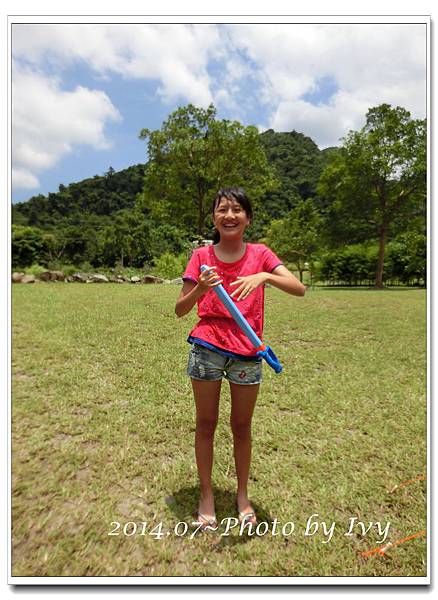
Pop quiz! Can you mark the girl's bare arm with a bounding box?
[175,267,222,318]
[175,280,204,318]
[229,264,306,301]
[265,265,306,296]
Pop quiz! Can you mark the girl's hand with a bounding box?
[229,272,268,301]
[197,265,223,293]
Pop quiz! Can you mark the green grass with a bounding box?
[11,283,427,577]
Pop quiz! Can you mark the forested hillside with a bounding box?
[12,103,426,287]
[12,129,326,269]
[12,164,146,228]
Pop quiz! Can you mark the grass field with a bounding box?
[11,282,427,578]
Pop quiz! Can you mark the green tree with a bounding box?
[317,104,426,288]
[263,199,322,282]
[151,252,188,280]
[101,208,152,268]
[318,243,379,286]
[41,231,67,264]
[12,225,45,268]
[148,223,191,258]
[138,103,277,236]
[386,223,426,285]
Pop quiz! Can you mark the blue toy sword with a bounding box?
[200,265,283,373]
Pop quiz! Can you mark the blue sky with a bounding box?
[11,21,427,204]
[20,66,170,199]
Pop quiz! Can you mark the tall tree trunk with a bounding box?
[375,220,388,288]
[375,185,389,289]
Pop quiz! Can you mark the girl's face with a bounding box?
[213,197,250,240]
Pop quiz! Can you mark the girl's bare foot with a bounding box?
[237,492,257,525]
[197,491,216,526]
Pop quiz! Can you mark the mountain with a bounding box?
[12,164,147,229]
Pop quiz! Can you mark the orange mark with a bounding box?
[388,474,426,493]
[360,530,426,558]
[255,344,266,352]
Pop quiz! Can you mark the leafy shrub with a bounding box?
[61,265,80,276]
[316,236,426,286]
[317,243,378,284]
[149,224,192,259]
[78,261,93,273]
[151,252,187,280]
[12,225,45,268]
[385,231,426,284]
[24,264,47,277]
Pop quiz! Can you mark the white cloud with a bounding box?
[12,23,220,106]
[12,23,223,191]
[226,23,426,147]
[12,168,40,190]
[214,88,240,111]
[11,21,427,193]
[12,62,121,190]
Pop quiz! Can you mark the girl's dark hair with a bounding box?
[211,187,253,243]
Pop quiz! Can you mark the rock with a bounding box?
[39,270,66,281]
[142,275,165,284]
[21,274,36,284]
[88,273,109,283]
[170,277,183,285]
[72,272,89,282]
[51,270,65,281]
[130,276,141,283]
[12,272,25,283]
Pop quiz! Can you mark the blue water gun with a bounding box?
[200,265,283,373]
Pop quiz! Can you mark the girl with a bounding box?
[175,187,305,530]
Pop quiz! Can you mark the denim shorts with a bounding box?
[187,343,262,385]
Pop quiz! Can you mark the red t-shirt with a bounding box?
[182,243,283,358]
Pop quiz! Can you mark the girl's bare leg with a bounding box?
[191,378,222,518]
[229,382,259,515]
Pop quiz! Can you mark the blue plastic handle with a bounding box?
[200,264,283,374]
[257,345,283,374]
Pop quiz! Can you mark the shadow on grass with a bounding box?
[167,486,275,549]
